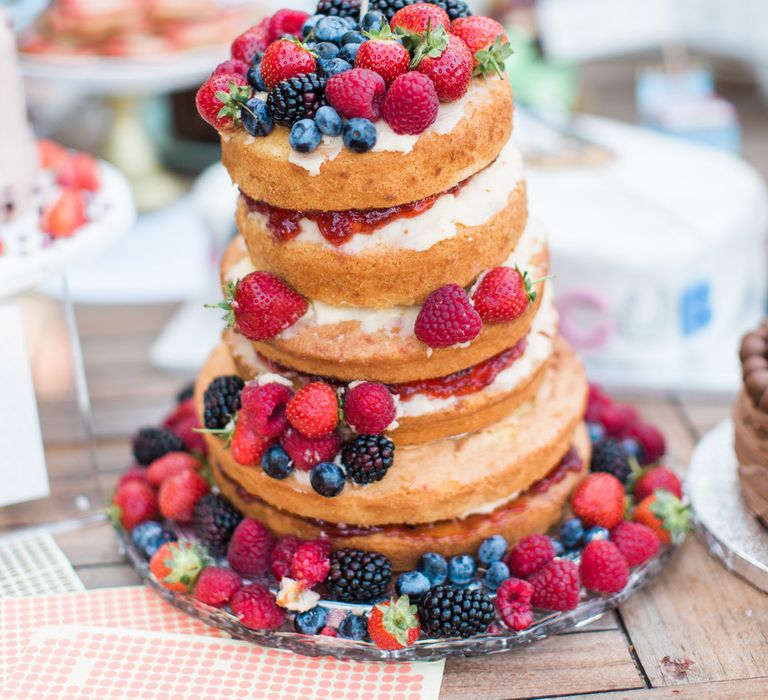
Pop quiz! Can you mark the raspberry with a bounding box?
[286,382,339,438]
[158,470,210,524]
[194,567,243,607]
[230,20,270,63]
[590,438,632,484]
[132,427,186,466]
[203,375,244,430]
[586,384,611,423]
[227,519,276,579]
[290,541,331,587]
[495,577,534,631]
[381,71,439,135]
[343,382,396,434]
[599,403,639,438]
[610,521,660,567]
[527,559,580,611]
[325,68,386,120]
[506,534,555,579]
[231,584,286,630]
[580,540,629,593]
[267,9,310,41]
[341,434,395,484]
[240,381,293,438]
[281,426,340,470]
[270,535,304,579]
[633,466,682,502]
[626,422,666,464]
[212,59,249,78]
[414,283,482,348]
[146,452,199,488]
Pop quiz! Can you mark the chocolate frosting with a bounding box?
[739,321,768,409]
[734,388,768,524]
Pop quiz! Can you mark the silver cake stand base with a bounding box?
[687,419,768,593]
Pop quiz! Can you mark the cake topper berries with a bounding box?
[471,265,549,324]
[414,282,482,348]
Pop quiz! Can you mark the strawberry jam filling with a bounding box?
[242,178,466,246]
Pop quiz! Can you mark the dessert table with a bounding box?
[0,302,764,699]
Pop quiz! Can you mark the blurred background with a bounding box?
[1,0,767,524]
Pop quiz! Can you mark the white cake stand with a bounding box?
[687,419,768,593]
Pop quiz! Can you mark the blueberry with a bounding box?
[342,118,376,153]
[294,606,327,635]
[587,422,605,444]
[483,561,510,592]
[337,42,360,63]
[416,552,448,586]
[337,614,368,640]
[315,105,342,136]
[310,462,345,497]
[302,14,323,38]
[318,57,352,77]
[289,119,322,153]
[448,554,477,585]
[583,526,610,544]
[395,571,431,600]
[562,549,582,562]
[314,16,348,44]
[550,537,565,557]
[131,521,176,558]
[314,41,339,60]
[250,51,263,66]
[560,517,584,548]
[339,16,357,30]
[261,444,293,478]
[622,437,645,462]
[242,98,273,137]
[477,535,507,565]
[340,31,364,45]
[246,62,267,92]
[361,10,385,32]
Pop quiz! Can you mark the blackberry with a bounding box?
[193,493,243,558]
[591,437,632,483]
[418,585,495,638]
[203,375,244,430]
[369,0,470,21]
[132,427,186,466]
[316,0,360,19]
[327,548,392,603]
[267,73,326,127]
[341,435,395,484]
[176,383,194,403]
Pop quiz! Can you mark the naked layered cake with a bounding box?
[192,2,591,571]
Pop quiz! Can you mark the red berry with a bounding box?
[227,518,276,579]
[270,535,304,579]
[230,418,273,466]
[415,283,482,348]
[368,596,421,650]
[600,403,639,438]
[495,577,534,631]
[194,567,243,607]
[381,71,439,135]
[41,189,88,237]
[158,469,210,523]
[260,38,316,91]
[117,465,149,489]
[230,583,285,630]
[354,38,410,86]
[163,397,196,429]
[286,382,339,438]
[610,521,660,567]
[290,541,331,587]
[633,466,681,502]
[38,139,68,170]
[416,33,472,102]
[343,382,396,434]
[112,480,158,531]
[450,16,510,76]
[230,19,270,63]
[634,492,691,545]
[149,541,206,593]
[55,152,100,191]
[170,413,208,455]
[626,422,666,464]
[527,559,580,611]
[281,427,340,471]
[321,625,337,636]
[267,9,310,42]
[571,472,626,529]
[212,59,249,78]
[325,68,386,121]
[146,451,200,488]
[586,383,611,423]
[506,534,555,579]
[195,72,251,131]
[240,381,293,438]
[580,540,629,593]
[390,3,449,34]
[471,266,542,324]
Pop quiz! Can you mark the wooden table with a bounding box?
[2,301,767,700]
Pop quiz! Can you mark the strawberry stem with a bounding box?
[205,281,237,327]
[474,35,513,79]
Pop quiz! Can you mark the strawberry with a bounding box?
[41,189,88,237]
[325,68,386,120]
[286,382,339,438]
[343,382,396,434]
[214,271,308,342]
[163,397,196,429]
[390,3,450,34]
[38,139,69,170]
[195,72,252,131]
[169,412,207,455]
[634,492,691,545]
[260,38,317,90]
[230,417,273,466]
[116,465,149,489]
[111,480,158,531]
[450,16,512,77]
[150,541,206,593]
[158,469,210,523]
[230,19,270,63]
[413,29,472,102]
[381,70,439,134]
[571,472,626,530]
[268,9,310,42]
[354,31,410,86]
[55,152,100,191]
[527,559,580,611]
[368,596,421,650]
[281,427,340,470]
[471,266,547,324]
[580,540,629,593]
[610,521,660,567]
[240,381,293,438]
[414,283,482,348]
[194,566,243,607]
[633,466,682,502]
[146,451,200,488]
